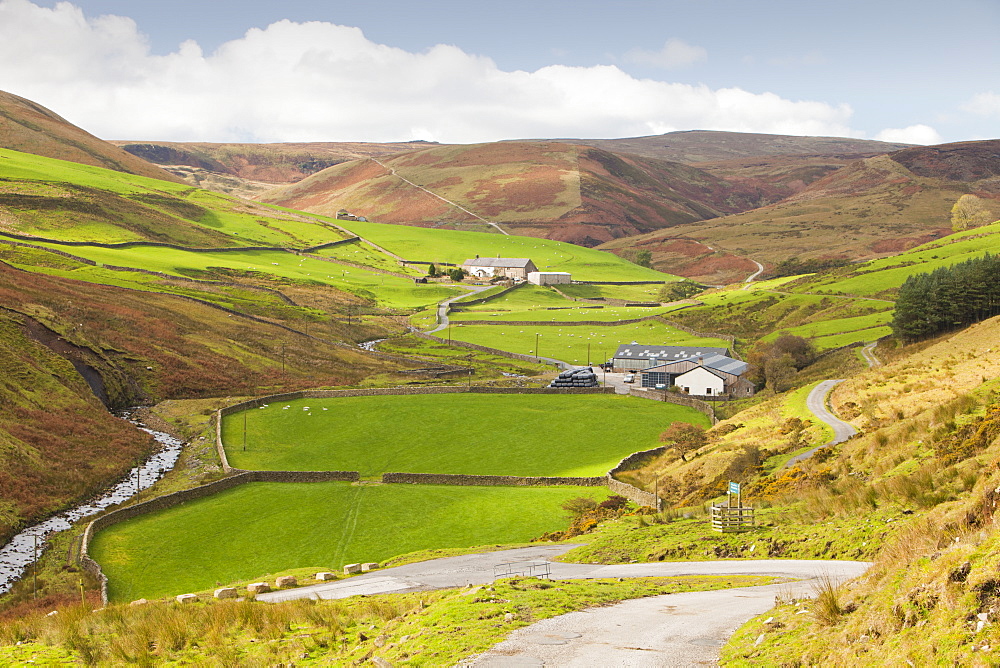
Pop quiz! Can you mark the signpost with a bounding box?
[712,480,753,533]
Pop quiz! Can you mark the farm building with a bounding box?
[461,257,538,280]
[611,344,730,372]
[527,271,571,285]
[640,353,754,398]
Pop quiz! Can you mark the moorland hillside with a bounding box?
[533,129,912,164]
[0,90,180,183]
[601,139,1000,281]
[110,139,440,197]
[258,141,774,246]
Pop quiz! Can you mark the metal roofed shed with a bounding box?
[611,344,730,372]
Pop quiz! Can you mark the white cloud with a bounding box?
[874,124,943,145]
[0,0,858,143]
[623,39,707,69]
[962,92,1000,116]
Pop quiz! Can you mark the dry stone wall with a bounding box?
[383,473,605,487]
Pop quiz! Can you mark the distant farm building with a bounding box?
[461,257,538,281]
[335,209,366,222]
[640,353,754,398]
[611,344,730,372]
[527,271,571,286]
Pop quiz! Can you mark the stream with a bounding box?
[358,338,386,352]
[0,410,184,594]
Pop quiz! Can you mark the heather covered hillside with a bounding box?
[258,142,769,246]
[603,140,1000,281]
[0,90,180,183]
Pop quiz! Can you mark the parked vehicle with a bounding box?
[623,373,636,383]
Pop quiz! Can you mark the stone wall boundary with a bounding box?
[449,281,525,308]
[382,472,606,487]
[79,468,360,604]
[628,387,717,424]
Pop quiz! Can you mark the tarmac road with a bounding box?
[784,379,858,468]
[255,544,868,666]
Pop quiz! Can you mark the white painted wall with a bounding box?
[675,366,725,396]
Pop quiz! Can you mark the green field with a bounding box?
[446,321,731,366]
[0,148,344,246]
[223,394,710,475]
[12,241,462,309]
[791,221,1000,297]
[90,482,612,601]
[758,312,894,349]
[336,219,677,282]
[449,284,679,322]
[558,282,669,301]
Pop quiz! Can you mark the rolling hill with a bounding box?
[601,139,1000,282]
[530,130,912,164]
[110,140,440,197]
[0,90,180,183]
[258,141,774,246]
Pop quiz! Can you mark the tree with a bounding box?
[658,280,704,302]
[634,250,653,268]
[427,264,438,277]
[659,422,708,461]
[951,194,993,232]
[448,268,466,282]
[746,334,816,392]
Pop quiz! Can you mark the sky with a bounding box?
[0,0,997,145]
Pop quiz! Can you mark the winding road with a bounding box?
[784,379,858,468]
[257,545,868,665]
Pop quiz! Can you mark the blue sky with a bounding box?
[2,0,998,144]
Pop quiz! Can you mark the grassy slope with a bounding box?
[448,320,731,366]
[221,394,710,476]
[0,90,181,183]
[337,218,677,281]
[0,148,345,246]
[90,482,613,601]
[0,312,154,544]
[14,240,460,310]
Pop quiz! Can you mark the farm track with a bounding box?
[371,158,509,235]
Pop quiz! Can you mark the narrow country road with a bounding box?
[741,258,765,288]
[256,545,868,666]
[371,158,509,235]
[427,286,493,334]
[784,379,858,468]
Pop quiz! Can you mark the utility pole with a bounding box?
[587,342,591,366]
[243,409,248,451]
[135,467,140,497]
[534,332,540,362]
[32,534,37,600]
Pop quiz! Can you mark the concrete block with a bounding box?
[315,571,337,581]
[344,563,362,574]
[247,582,271,594]
[214,587,238,599]
[129,599,148,607]
[176,594,198,604]
[361,562,379,572]
[276,575,297,588]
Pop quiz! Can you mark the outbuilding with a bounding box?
[611,344,730,373]
[527,271,571,285]
[639,353,755,398]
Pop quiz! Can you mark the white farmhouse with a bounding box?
[674,366,726,397]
